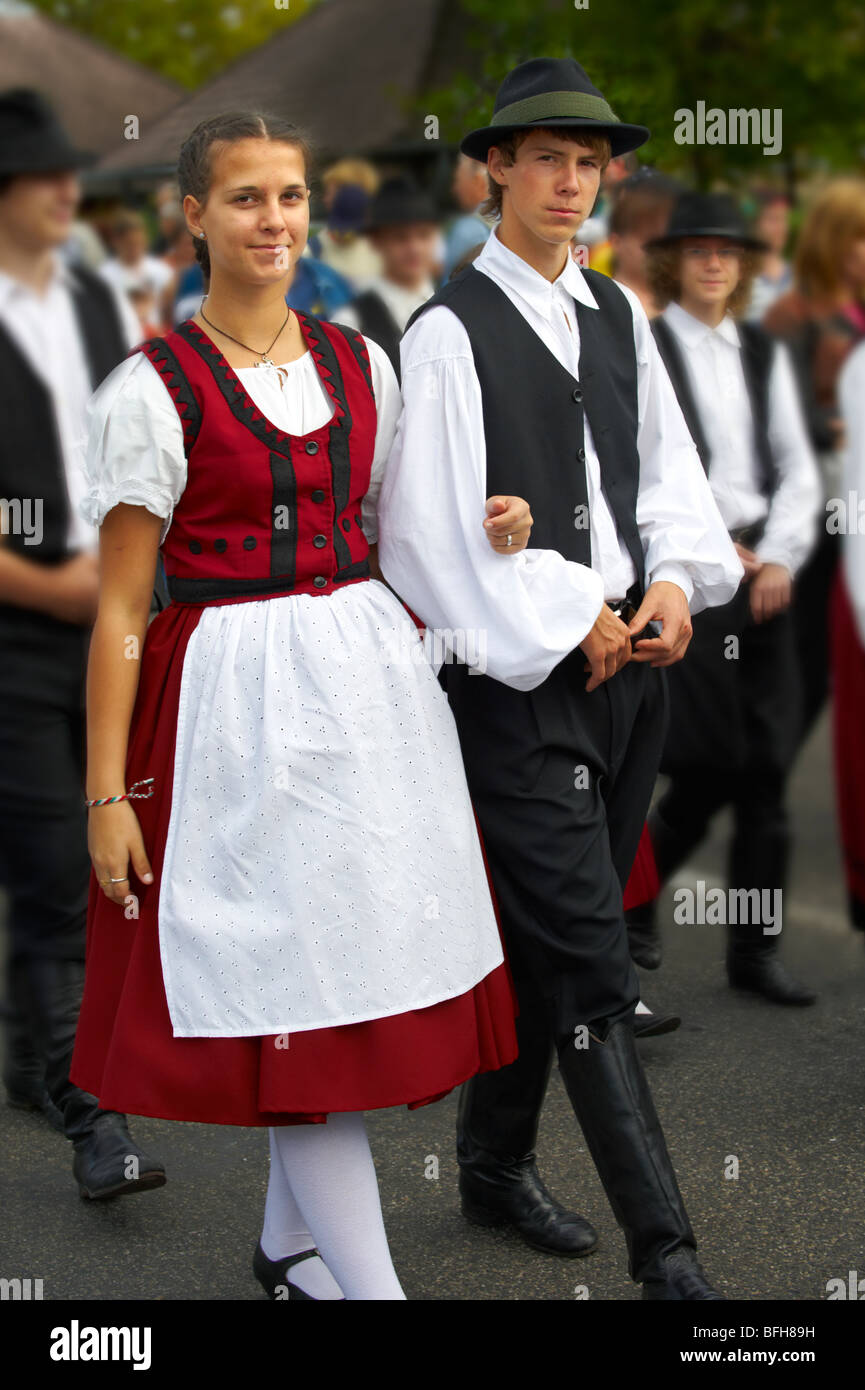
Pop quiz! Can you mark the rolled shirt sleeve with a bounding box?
[754,341,822,576]
[620,284,744,614]
[377,307,606,692]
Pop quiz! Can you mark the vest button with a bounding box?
[572,387,583,403]
[311,489,326,503]
[243,536,257,550]
[341,518,351,532]
[576,448,586,462]
[305,440,320,454]
[313,576,327,588]
[214,538,228,553]
[188,540,202,554]
[313,534,327,548]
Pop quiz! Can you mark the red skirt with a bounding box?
[70,600,518,1126]
[830,568,865,909]
[622,822,660,911]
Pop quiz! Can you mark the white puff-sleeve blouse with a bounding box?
[78,331,401,547]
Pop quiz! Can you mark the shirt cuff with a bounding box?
[646,562,695,605]
[754,543,794,576]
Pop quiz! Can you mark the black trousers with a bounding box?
[441,648,668,1046]
[653,586,801,950]
[0,612,95,1121]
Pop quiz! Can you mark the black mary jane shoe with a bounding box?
[642,1247,725,1300]
[252,1242,345,1301]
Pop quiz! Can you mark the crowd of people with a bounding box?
[1,53,864,1302]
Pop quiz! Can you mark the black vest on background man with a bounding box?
[0,264,128,658]
[405,263,645,596]
[651,314,776,497]
[347,289,402,381]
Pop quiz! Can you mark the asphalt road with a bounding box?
[1,710,863,1301]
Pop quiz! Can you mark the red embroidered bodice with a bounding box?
[135,313,378,607]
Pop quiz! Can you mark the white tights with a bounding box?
[261,1111,406,1300]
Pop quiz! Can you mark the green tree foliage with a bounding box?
[416,0,865,186]
[27,0,317,90]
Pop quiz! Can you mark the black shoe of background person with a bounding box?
[72,1112,166,1200]
[626,902,662,971]
[642,1247,725,1300]
[727,953,817,1006]
[458,1154,599,1257]
[633,1003,681,1038]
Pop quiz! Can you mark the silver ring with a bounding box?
[109,876,129,883]
[506,534,513,547]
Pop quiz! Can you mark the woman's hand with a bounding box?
[88,800,154,906]
[483,495,533,553]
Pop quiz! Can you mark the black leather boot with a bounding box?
[72,1111,166,1201]
[556,1018,723,1298]
[457,993,597,1256]
[2,970,64,1131]
[626,900,662,971]
[726,814,816,1006]
[21,955,167,1196]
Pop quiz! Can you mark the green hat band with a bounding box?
[490,90,620,128]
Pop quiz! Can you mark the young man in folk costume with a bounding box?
[634,194,821,1002]
[0,88,166,1199]
[378,57,743,1299]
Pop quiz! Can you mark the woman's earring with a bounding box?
[199,232,206,239]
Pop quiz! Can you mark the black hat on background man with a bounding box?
[645,191,768,251]
[363,175,440,233]
[0,87,96,176]
[460,56,650,162]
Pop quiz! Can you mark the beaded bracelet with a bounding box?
[85,777,155,808]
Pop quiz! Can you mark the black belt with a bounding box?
[729,519,766,548]
[605,579,644,625]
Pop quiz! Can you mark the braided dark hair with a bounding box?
[177,111,314,279]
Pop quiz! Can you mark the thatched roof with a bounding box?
[0,3,183,157]
[95,0,477,178]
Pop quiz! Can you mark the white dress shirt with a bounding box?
[336,275,437,336]
[377,227,743,692]
[839,340,865,646]
[0,253,141,553]
[662,300,821,576]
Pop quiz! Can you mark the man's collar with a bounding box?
[664,298,740,348]
[476,225,599,315]
[0,252,76,310]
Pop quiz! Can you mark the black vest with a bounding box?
[405,263,645,588]
[651,313,776,495]
[0,263,127,567]
[347,290,402,381]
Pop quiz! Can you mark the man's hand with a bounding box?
[628,581,693,668]
[748,562,791,623]
[580,603,632,691]
[733,541,762,580]
[483,495,533,552]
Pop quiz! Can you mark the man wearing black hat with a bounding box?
[378,57,742,1298]
[0,88,166,1197]
[633,193,821,1002]
[337,175,441,381]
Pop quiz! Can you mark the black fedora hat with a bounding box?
[460,56,650,162]
[0,88,96,176]
[645,191,768,251]
[363,175,440,232]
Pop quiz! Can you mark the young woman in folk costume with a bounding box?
[70,112,529,1300]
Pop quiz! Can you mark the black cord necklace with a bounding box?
[199,297,290,368]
